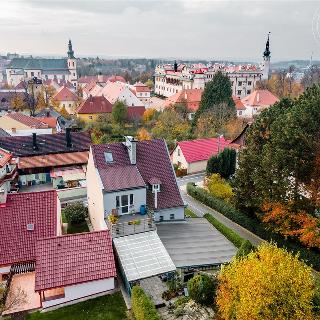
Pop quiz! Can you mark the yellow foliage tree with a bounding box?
[142,108,156,123]
[137,128,151,140]
[216,243,316,320]
[10,93,25,110]
[207,174,233,201]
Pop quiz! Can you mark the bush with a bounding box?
[206,148,236,178]
[63,202,87,225]
[204,213,245,248]
[187,183,320,271]
[207,174,233,201]
[187,274,217,305]
[131,286,160,320]
[236,240,256,258]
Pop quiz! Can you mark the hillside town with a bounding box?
[1,1,320,320]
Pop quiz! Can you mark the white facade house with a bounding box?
[5,40,78,88]
[155,35,272,99]
[87,137,186,231]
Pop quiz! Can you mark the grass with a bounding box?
[26,292,127,320]
[185,208,198,218]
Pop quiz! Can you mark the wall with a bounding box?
[154,206,185,222]
[42,277,115,309]
[103,187,146,217]
[59,100,76,115]
[188,160,208,174]
[19,172,50,186]
[77,113,103,123]
[171,146,189,170]
[86,149,107,231]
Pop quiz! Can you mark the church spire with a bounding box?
[67,39,75,59]
[263,32,271,58]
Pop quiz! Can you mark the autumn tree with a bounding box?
[112,101,127,124]
[10,92,25,110]
[207,174,234,201]
[137,128,151,140]
[145,79,154,89]
[216,243,316,320]
[142,108,157,124]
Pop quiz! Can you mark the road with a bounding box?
[177,173,263,247]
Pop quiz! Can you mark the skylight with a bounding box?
[104,152,113,163]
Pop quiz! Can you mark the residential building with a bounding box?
[35,107,73,131]
[76,95,113,122]
[0,112,53,136]
[233,96,246,117]
[240,89,279,118]
[35,231,116,309]
[154,35,272,98]
[0,130,91,192]
[53,86,78,115]
[0,148,18,194]
[6,40,78,88]
[0,190,61,281]
[87,136,185,230]
[130,82,151,106]
[171,137,231,174]
[77,74,126,90]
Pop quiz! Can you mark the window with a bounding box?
[116,196,120,208]
[237,90,242,95]
[121,195,129,213]
[238,81,242,86]
[177,149,180,156]
[248,81,252,85]
[159,215,164,222]
[89,115,93,120]
[104,152,113,163]
[73,62,75,67]
[170,213,175,220]
[130,194,134,205]
[31,72,34,77]
[247,90,251,94]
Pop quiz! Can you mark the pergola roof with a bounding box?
[113,231,176,282]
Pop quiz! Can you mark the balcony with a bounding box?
[105,213,156,238]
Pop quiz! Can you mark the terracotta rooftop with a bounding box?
[92,139,184,211]
[77,95,113,114]
[241,89,279,107]
[0,132,91,157]
[0,191,58,266]
[36,117,57,129]
[177,137,231,163]
[0,148,12,167]
[233,96,246,110]
[53,86,77,102]
[7,113,49,129]
[165,89,203,111]
[35,231,116,291]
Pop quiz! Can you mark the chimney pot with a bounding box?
[32,132,38,150]
[66,128,72,148]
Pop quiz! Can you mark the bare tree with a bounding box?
[1,286,28,314]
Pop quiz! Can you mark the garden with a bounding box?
[61,202,89,234]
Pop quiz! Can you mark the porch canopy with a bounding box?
[113,231,176,282]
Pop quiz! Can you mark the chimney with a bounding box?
[32,133,38,150]
[98,73,103,83]
[66,128,72,148]
[0,189,7,205]
[174,60,178,72]
[124,136,137,165]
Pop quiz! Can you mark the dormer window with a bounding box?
[104,152,113,163]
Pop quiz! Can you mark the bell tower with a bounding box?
[262,32,271,80]
[67,39,77,87]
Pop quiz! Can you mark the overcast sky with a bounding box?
[1,0,320,61]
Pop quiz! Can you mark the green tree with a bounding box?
[112,101,127,124]
[187,274,217,306]
[193,71,236,127]
[206,148,236,178]
[63,202,87,224]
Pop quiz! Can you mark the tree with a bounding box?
[193,71,236,126]
[187,274,217,306]
[207,174,234,201]
[10,92,25,110]
[1,286,27,314]
[137,128,151,140]
[206,148,236,178]
[145,79,154,89]
[142,108,157,124]
[112,101,127,124]
[63,202,87,225]
[216,243,316,320]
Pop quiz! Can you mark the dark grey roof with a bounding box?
[7,58,68,70]
[35,108,73,130]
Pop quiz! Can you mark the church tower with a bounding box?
[67,39,77,87]
[262,32,271,80]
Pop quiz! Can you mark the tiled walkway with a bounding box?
[140,276,167,307]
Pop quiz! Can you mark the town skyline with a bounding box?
[1,0,320,61]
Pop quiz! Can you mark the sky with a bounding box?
[1,0,320,61]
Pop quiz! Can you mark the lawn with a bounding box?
[26,292,127,320]
[185,208,198,218]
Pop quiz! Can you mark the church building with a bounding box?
[6,40,78,88]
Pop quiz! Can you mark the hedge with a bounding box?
[187,183,320,271]
[204,213,245,248]
[131,286,161,320]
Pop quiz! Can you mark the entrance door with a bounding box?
[121,195,129,214]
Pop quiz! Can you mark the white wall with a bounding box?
[103,187,146,217]
[171,146,188,170]
[154,206,185,222]
[7,128,53,136]
[0,265,11,275]
[42,277,115,309]
[86,149,107,231]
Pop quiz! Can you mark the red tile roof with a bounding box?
[37,117,57,129]
[232,96,246,110]
[241,89,279,107]
[18,151,89,169]
[53,86,77,102]
[127,106,146,120]
[165,89,203,111]
[92,139,184,210]
[108,75,126,83]
[0,148,12,167]
[35,231,116,291]
[134,82,151,93]
[77,96,113,114]
[177,137,231,163]
[0,191,58,266]
[7,113,49,129]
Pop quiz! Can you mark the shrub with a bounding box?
[207,174,233,201]
[63,202,87,225]
[206,148,236,178]
[131,286,160,320]
[187,183,320,271]
[236,240,256,258]
[187,274,217,305]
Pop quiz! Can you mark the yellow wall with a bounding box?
[77,113,103,122]
[0,116,30,130]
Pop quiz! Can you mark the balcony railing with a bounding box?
[106,215,156,238]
